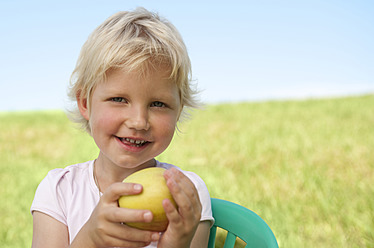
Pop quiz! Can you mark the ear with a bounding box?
[76,91,90,121]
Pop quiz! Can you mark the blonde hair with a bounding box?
[67,7,199,133]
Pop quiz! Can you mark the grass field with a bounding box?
[0,94,373,247]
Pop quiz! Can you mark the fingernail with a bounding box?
[151,232,160,241]
[144,211,152,222]
[134,184,142,191]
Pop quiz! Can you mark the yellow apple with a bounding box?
[118,167,177,232]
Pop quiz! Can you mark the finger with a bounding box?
[107,223,160,244]
[165,168,198,198]
[102,234,152,248]
[166,177,195,217]
[162,198,182,226]
[105,237,152,248]
[165,169,201,210]
[101,182,142,204]
[106,207,154,224]
[164,169,202,225]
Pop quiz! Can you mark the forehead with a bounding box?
[100,67,177,95]
[105,64,172,84]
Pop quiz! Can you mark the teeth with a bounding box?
[123,138,146,145]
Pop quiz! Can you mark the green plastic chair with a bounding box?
[208,198,279,248]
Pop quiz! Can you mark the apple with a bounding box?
[118,167,177,232]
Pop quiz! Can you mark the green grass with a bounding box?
[1,95,373,247]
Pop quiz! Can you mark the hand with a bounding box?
[71,182,160,248]
[157,168,202,248]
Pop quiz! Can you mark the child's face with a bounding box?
[80,67,181,171]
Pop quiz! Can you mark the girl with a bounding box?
[31,8,214,248]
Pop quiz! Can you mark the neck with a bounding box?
[94,154,156,193]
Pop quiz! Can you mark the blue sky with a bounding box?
[1,0,373,111]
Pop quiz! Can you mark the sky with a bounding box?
[1,0,373,111]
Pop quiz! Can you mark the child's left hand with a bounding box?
[158,168,202,248]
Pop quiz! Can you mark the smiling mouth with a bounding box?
[118,137,149,147]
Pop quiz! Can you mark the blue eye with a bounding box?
[111,97,127,103]
[151,101,166,108]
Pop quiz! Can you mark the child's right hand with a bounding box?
[71,182,160,248]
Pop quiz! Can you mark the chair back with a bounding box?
[208,198,278,248]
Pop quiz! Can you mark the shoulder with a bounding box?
[35,161,90,194]
[48,161,92,178]
[30,161,95,221]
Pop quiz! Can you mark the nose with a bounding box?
[125,105,150,131]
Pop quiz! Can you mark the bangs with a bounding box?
[67,8,198,134]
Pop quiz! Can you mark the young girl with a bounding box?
[31,8,214,248]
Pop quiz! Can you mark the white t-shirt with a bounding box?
[31,160,214,247]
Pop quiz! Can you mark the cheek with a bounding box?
[154,115,178,137]
[90,110,120,135]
